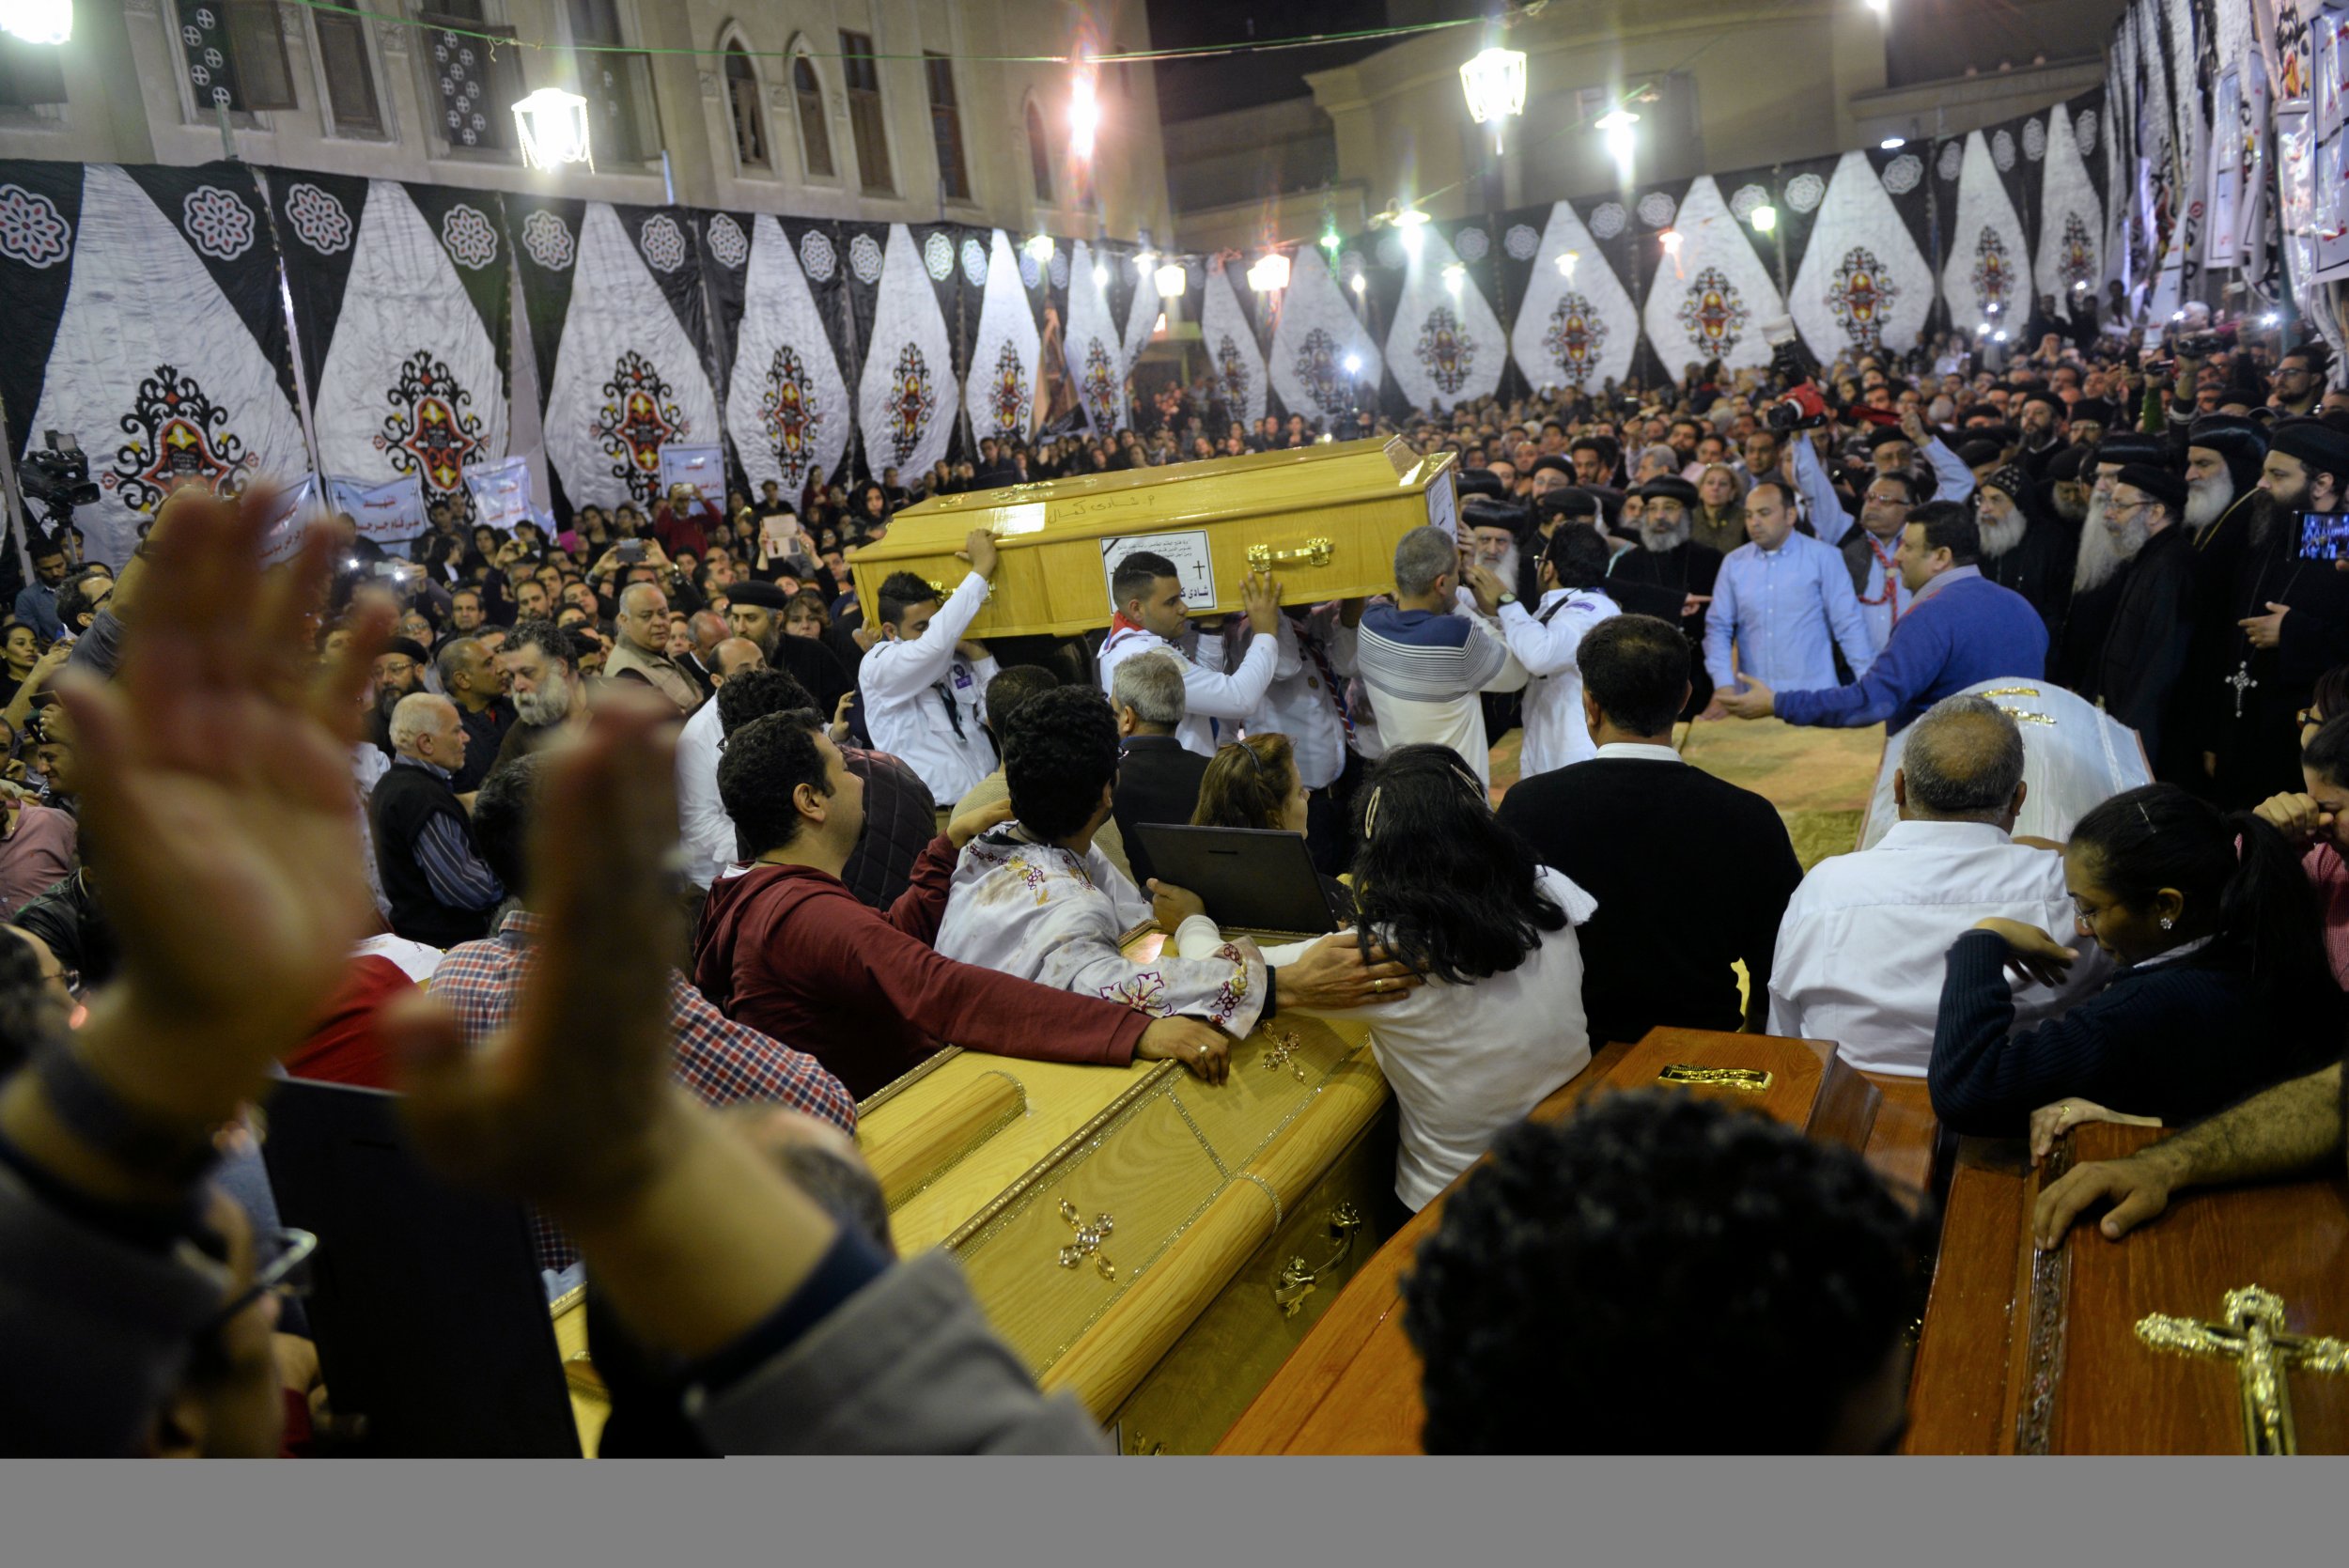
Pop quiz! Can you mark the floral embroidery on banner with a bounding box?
[180,184,257,261]
[983,340,1032,439]
[521,208,574,271]
[758,345,824,492]
[1826,248,1899,353]
[704,212,749,270]
[0,182,70,269]
[1416,305,1474,396]
[440,203,499,271]
[1542,292,1607,389]
[1675,267,1749,356]
[284,182,353,256]
[1292,327,1346,414]
[638,213,687,275]
[375,349,485,505]
[105,364,256,514]
[591,350,690,505]
[884,343,937,467]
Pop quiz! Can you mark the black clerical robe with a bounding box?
[2056,571,2126,698]
[2093,524,2197,767]
[1605,539,1723,716]
[1979,520,2077,670]
[2199,502,2349,806]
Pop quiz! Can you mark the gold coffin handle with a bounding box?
[1247,536,1335,571]
[1656,1063,1773,1092]
[1271,1203,1365,1318]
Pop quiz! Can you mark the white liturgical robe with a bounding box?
[935,826,1270,1038]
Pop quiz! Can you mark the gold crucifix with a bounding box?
[2134,1285,2349,1454]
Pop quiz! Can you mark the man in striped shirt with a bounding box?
[1356,526,1527,787]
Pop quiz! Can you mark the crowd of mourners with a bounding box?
[6,288,2349,1460]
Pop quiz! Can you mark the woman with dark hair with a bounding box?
[1190,734,1354,921]
[1930,782,2342,1138]
[1183,743,1596,1209]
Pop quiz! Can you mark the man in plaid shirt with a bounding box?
[442,755,855,1271]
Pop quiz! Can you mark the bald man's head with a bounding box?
[711,636,765,684]
[1897,695,2027,825]
[688,610,730,657]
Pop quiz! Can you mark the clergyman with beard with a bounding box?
[1603,475,1722,717]
[2201,417,2349,805]
[2167,414,2276,795]
[362,637,433,761]
[489,618,586,774]
[2089,462,2198,766]
[1972,466,2076,662]
[2053,435,2167,695]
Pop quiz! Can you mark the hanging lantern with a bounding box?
[1155,261,1187,299]
[513,87,593,171]
[1458,46,1528,153]
[1749,205,1778,234]
[1247,251,1291,293]
[0,0,72,45]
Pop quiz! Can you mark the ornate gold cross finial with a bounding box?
[1055,1198,1117,1281]
[2135,1285,2349,1454]
[1263,1029,1308,1082]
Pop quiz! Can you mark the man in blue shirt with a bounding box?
[1699,478,1875,716]
[1713,502,2046,736]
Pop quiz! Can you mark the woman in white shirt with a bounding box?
[1163,744,1596,1209]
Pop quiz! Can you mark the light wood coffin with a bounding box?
[1218,1029,1946,1455]
[556,929,1397,1456]
[1905,1123,2349,1454]
[848,438,1460,639]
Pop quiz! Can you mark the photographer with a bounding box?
[11,541,70,645]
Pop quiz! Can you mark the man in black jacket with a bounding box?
[1496,613,1802,1045]
[370,692,503,946]
[2093,463,2198,775]
[1603,477,1722,717]
[1107,648,1210,891]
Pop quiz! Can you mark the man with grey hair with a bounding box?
[1109,649,1210,889]
[1357,525,1527,786]
[603,581,704,714]
[368,691,504,946]
[1766,694,2109,1074]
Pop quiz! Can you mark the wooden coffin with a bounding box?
[556,927,1397,1456]
[848,438,1460,639]
[1906,1124,2349,1454]
[1217,1028,1947,1455]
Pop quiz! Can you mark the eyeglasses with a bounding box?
[202,1226,317,1334]
[37,964,80,995]
[2299,707,2324,729]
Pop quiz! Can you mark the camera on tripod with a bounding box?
[19,431,99,519]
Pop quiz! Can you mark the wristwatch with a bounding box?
[32,1039,224,1188]
[1497,592,1518,607]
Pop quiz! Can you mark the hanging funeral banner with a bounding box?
[1787,151,1937,361]
[1198,259,1269,428]
[854,224,959,480]
[272,173,511,524]
[515,200,721,513]
[722,214,853,502]
[1270,243,1385,431]
[964,229,1043,445]
[1063,240,1130,438]
[2035,101,2108,322]
[0,161,306,566]
[1641,177,1785,374]
[1383,223,1507,411]
[1943,131,2035,332]
[1506,201,1640,397]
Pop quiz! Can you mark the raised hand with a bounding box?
[53,486,387,1122]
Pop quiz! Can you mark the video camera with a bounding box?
[1760,318,1832,434]
[19,431,99,519]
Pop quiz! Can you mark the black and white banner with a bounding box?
[1198,260,1268,427]
[721,213,853,500]
[1269,243,1382,426]
[1063,240,1129,438]
[1944,130,2035,333]
[515,199,720,513]
[274,173,510,522]
[1507,201,1640,396]
[964,228,1042,444]
[1788,151,1937,360]
[1641,177,1785,374]
[1383,224,1507,411]
[854,224,958,479]
[0,161,305,566]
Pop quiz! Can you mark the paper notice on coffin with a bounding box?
[326,472,428,545]
[1099,531,1215,614]
[657,443,724,497]
[464,455,533,533]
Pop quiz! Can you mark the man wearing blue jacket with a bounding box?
[1713,502,2046,736]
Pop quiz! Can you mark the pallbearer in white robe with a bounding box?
[934,827,1274,1039]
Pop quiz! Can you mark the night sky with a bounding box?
[1143,0,1422,122]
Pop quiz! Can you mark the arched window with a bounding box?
[1026,100,1053,203]
[724,45,766,168]
[792,53,834,179]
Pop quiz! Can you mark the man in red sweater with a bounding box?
[652,483,718,561]
[693,708,1231,1099]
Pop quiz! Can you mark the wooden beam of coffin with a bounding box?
[1906,1122,2349,1453]
[1218,1029,1941,1454]
[848,437,1460,640]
